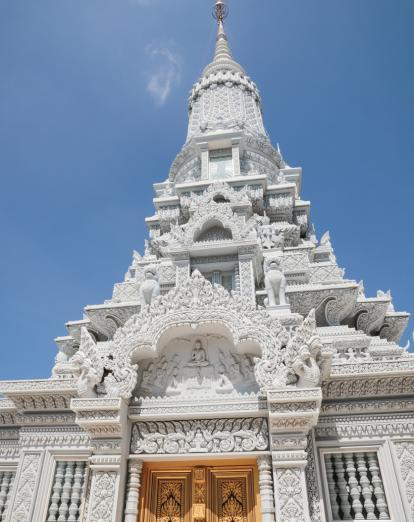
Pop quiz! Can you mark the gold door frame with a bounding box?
[139,460,261,522]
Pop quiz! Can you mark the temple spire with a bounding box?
[203,0,244,76]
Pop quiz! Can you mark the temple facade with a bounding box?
[1,2,413,522]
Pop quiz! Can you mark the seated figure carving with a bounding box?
[182,339,215,386]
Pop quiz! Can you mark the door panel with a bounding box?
[140,464,259,522]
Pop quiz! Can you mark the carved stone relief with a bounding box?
[136,335,257,399]
[88,471,117,522]
[8,452,41,522]
[393,441,414,521]
[130,418,268,454]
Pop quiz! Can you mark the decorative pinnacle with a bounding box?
[213,0,229,24]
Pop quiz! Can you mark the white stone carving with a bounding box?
[394,441,414,521]
[273,468,306,522]
[72,328,104,398]
[137,335,257,399]
[88,471,117,522]
[124,461,143,522]
[264,257,287,307]
[257,456,276,522]
[8,452,41,521]
[131,417,268,454]
[139,265,160,307]
[254,309,329,389]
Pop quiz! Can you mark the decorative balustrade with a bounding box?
[324,452,390,521]
[0,470,15,521]
[46,461,87,522]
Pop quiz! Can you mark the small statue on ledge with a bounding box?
[72,328,104,398]
[139,265,160,307]
[291,338,323,388]
[264,258,287,307]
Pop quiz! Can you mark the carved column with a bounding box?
[267,388,322,522]
[257,456,276,522]
[72,397,129,522]
[124,460,143,522]
[238,246,256,304]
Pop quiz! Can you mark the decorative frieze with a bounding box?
[130,417,269,455]
[316,413,414,440]
[129,394,267,418]
[322,375,414,400]
[19,427,90,450]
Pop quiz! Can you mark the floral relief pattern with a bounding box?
[9,453,41,522]
[219,480,246,522]
[157,480,183,522]
[274,468,306,522]
[88,471,117,522]
[394,441,414,521]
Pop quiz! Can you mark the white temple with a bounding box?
[1,2,413,521]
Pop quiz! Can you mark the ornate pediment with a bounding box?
[71,271,328,400]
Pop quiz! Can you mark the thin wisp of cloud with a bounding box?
[146,45,181,106]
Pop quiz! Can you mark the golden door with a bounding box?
[139,462,261,522]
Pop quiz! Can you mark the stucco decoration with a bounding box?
[255,309,329,389]
[136,335,257,398]
[264,257,287,307]
[72,328,104,398]
[181,181,251,210]
[88,271,326,399]
[139,265,160,307]
[131,417,268,454]
[152,200,258,254]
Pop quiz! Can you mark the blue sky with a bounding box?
[1,0,413,380]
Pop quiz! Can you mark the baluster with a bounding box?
[334,454,352,520]
[326,455,340,520]
[257,456,275,522]
[125,461,144,522]
[357,454,375,520]
[0,472,7,517]
[68,462,85,522]
[3,472,14,520]
[366,452,389,520]
[58,462,74,521]
[345,453,364,519]
[48,462,65,522]
[0,472,12,518]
